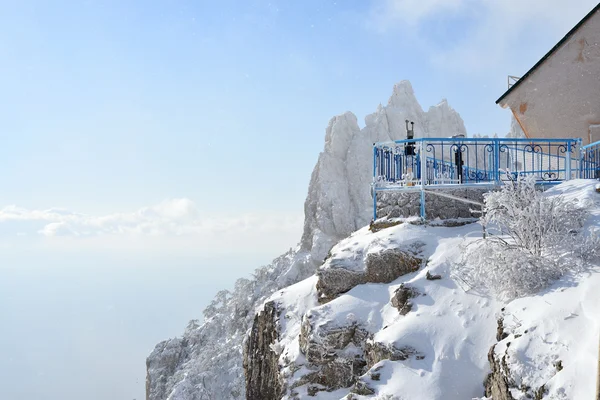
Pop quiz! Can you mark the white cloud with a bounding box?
[0,199,304,255]
[369,0,599,74]
[369,0,466,30]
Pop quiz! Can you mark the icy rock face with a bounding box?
[243,302,283,400]
[297,317,371,393]
[146,81,466,400]
[145,250,316,400]
[146,338,190,400]
[301,81,467,262]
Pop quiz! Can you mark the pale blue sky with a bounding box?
[2,0,597,219]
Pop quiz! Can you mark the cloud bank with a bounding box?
[0,199,303,255]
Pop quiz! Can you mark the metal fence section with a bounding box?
[581,140,600,179]
[372,137,585,220]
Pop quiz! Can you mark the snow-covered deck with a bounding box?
[372,137,600,219]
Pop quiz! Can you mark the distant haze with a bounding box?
[0,249,295,400]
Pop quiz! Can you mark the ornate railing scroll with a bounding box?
[373,137,582,189]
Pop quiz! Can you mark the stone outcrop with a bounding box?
[484,318,551,400]
[484,344,515,400]
[317,249,422,303]
[145,338,189,400]
[291,315,425,397]
[296,318,370,394]
[391,284,420,315]
[364,341,424,366]
[243,301,282,400]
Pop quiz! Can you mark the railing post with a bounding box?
[373,145,377,221]
[420,140,427,188]
[420,140,427,221]
[577,138,583,179]
[494,139,501,185]
[420,189,426,220]
[565,140,572,180]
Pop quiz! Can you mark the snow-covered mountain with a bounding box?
[145,81,467,400]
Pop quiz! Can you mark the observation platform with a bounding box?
[372,137,600,220]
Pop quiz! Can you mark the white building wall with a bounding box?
[499,8,600,145]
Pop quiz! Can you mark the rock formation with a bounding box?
[146,81,467,400]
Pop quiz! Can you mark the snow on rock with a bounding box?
[315,225,424,303]
[484,270,600,400]
[246,180,600,400]
[258,221,500,399]
[146,80,467,400]
[483,179,600,400]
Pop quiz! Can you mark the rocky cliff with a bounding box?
[241,181,600,399]
[241,221,499,399]
[145,81,468,400]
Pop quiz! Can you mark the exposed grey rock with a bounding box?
[391,284,420,315]
[426,270,442,280]
[484,318,563,400]
[145,338,189,400]
[292,317,371,395]
[352,380,376,396]
[369,219,403,233]
[496,317,509,342]
[243,301,283,400]
[484,318,552,400]
[365,249,422,283]
[316,268,367,304]
[317,249,422,303]
[364,341,424,366]
[484,344,515,400]
[288,311,427,397]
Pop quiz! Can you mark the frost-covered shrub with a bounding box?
[455,175,595,300]
[481,175,587,257]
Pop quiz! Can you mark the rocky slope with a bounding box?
[243,181,600,399]
[145,81,467,400]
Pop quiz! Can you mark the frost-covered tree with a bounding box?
[455,175,597,300]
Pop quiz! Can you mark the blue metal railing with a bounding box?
[581,140,600,179]
[373,137,581,190]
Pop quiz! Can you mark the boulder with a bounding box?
[391,284,420,315]
[317,248,422,303]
